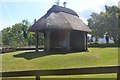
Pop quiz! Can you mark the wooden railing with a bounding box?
[0,66,120,80]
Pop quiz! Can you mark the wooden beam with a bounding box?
[1,66,118,77]
[44,31,51,52]
[36,76,40,80]
[35,32,39,52]
[85,34,88,51]
[117,66,120,80]
[66,31,70,51]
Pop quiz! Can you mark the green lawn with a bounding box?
[1,48,118,78]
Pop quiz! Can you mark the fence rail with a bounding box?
[0,66,120,80]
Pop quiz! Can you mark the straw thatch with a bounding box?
[29,5,91,33]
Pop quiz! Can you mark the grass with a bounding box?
[1,48,118,78]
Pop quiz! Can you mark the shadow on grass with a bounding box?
[13,51,68,60]
[13,49,90,60]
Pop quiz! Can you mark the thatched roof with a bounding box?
[29,5,91,33]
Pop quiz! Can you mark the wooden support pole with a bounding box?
[44,33,46,51]
[35,32,39,52]
[117,66,120,80]
[36,76,40,80]
[44,31,51,52]
[66,31,70,51]
[117,73,119,80]
[86,34,88,51]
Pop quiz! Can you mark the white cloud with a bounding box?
[73,0,119,25]
[77,0,119,13]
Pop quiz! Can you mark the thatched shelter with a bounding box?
[29,5,91,52]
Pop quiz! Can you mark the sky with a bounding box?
[0,0,119,31]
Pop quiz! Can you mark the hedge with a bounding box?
[88,43,119,48]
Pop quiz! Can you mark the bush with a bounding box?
[88,43,118,47]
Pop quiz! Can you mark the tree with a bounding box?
[2,20,31,47]
[0,31,2,46]
[2,27,13,46]
[88,5,120,44]
[2,20,44,47]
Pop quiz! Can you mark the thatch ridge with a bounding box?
[47,5,79,17]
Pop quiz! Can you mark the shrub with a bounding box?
[88,43,118,47]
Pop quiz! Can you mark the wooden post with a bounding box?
[35,32,39,52]
[36,76,40,80]
[66,31,70,51]
[44,31,51,52]
[117,73,119,80]
[117,66,120,80]
[44,33,46,51]
[86,34,88,51]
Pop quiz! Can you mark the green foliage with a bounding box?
[88,43,118,47]
[1,20,44,47]
[88,5,120,43]
[2,27,12,46]
[0,31,2,46]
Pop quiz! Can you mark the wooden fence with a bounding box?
[0,66,120,80]
[1,47,44,53]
